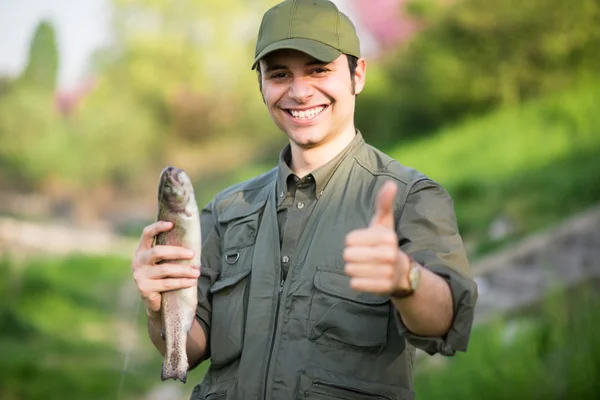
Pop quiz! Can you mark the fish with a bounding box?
[155,166,201,383]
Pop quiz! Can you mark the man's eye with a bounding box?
[270,72,287,79]
[312,68,328,74]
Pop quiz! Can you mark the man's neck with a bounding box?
[289,126,356,178]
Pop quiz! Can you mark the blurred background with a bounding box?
[0,0,599,399]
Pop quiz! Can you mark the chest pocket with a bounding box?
[308,267,390,354]
[219,205,262,277]
[209,202,264,367]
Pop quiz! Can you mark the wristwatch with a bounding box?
[391,256,422,299]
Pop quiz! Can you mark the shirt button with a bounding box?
[294,176,299,182]
[282,255,289,263]
[279,191,284,198]
[297,202,304,209]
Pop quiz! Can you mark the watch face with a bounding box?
[391,259,421,299]
[409,263,421,290]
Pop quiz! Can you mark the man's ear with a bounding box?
[353,58,367,95]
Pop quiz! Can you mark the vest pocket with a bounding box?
[209,268,251,367]
[296,368,414,400]
[191,377,237,400]
[304,381,391,400]
[308,267,390,354]
[219,208,259,274]
[211,204,261,366]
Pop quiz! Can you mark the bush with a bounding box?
[414,282,600,399]
[357,0,600,146]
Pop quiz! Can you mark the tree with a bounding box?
[20,20,59,92]
[356,0,600,143]
[93,0,278,144]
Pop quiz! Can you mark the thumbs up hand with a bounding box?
[343,181,412,295]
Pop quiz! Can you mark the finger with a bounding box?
[345,227,397,247]
[349,277,394,294]
[139,221,173,250]
[344,263,395,279]
[140,278,198,294]
[144,292,162,314]
[133,264,199,286]
[343,246,398,264]
[146,264,201,280]
[369,180,398,230]
[139,245,195,266]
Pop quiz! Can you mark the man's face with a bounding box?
[259,50,365,150]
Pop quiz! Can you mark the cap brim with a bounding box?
[252,38,342,70]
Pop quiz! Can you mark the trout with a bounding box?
[155,166,201,383]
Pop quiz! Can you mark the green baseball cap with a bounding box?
[252,0,361,70]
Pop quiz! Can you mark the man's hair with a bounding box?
[257,54,359,96]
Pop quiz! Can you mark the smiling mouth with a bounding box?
[286,105,327,120]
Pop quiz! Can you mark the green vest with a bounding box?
[191,136,477,400]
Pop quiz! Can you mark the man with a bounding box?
[131,0,478,399]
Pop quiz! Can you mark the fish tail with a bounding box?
[160,289,196,383]
[161,349,188,383]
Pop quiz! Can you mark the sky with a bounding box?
[0,0,374,90]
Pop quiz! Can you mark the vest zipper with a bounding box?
[262,275,285,399]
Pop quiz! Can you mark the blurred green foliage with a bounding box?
[357,0,600,146]
[0,83,163,196]
[0,254,135,399]
[391,76,600,254]
[0,254,208,400]
[20,20,58,93]
[414,281,600,399]
[96,0,280,150]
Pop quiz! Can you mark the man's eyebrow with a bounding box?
[264,64,287,73]
[264,59,328,73]
[305,60,327,67]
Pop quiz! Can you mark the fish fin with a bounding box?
[161,351,188,383]
[160,365,187,383]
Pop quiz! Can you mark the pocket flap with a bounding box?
[217,199,266,223]
[210,268,251,294]
[314,268,389,305]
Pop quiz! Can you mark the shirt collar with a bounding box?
[276,130,365,206]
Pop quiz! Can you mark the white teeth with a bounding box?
[289,106,325,120]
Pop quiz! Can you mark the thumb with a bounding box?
[370,180,398,229]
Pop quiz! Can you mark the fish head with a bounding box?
[158,166,195,215]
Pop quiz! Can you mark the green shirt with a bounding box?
[276,133,362,279]
[192,131,478,400]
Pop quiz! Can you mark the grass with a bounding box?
[389,77,600,256]
[413,281,600,399]
[0,254,208,400]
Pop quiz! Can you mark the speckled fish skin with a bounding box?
[155,166,200,383]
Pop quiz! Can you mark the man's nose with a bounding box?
[288,77,313,103]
